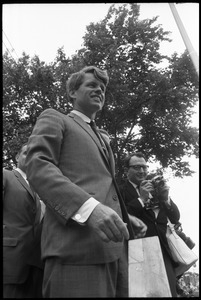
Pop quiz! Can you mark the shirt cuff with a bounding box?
[72,197,100,224]
[138,197,145,207]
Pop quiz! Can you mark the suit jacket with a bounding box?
[3,169,43,284]
[120,180,180,262]
[25,108,132,265]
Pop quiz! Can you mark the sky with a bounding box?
[2,3,199,272]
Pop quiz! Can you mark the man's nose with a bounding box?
[94,86,102,94]
[139,166,145,171]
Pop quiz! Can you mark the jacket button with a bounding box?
[58,210,65,216]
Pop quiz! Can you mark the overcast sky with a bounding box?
[3,3,199,63]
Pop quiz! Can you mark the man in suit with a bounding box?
[25,66,147,298]
[3,143,44,298]
[120,152,180,297]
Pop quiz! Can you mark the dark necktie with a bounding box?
[89,121,105,147]
[89,120,99,133]
[89,120,109,157]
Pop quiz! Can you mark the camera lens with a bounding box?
[185,238,195,249]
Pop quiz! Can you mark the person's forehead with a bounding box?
[129,156,146,165]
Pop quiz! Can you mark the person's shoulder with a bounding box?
[120,180,132,192]
[36,108,71,129]
[3,168,13,180]
[38,108,68,122]
[3,168,12,174]
[40,108,67,116]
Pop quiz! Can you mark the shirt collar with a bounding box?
[15,167,27,181]
[71,110,91,123]
[128,180,138,189]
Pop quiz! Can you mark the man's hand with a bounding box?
[157,183,170,202]
[128,214,147,239]
[139,180,154,203]
[86,203,129,243]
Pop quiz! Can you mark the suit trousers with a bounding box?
[3,266,43,298]
[42,244,128,298]
[162,248,177,297]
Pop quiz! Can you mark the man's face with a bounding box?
[127,156,148,185]
[71,73,106,118]
[16,145,27,173]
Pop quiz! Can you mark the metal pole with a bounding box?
[169,3,199,77]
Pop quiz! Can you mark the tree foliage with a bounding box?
[3,3,199,183]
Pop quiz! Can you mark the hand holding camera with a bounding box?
[141,174,170,209]
[138,180,154,203]
[153,178,170,202]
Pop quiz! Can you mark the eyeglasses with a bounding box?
[129,165,149,171]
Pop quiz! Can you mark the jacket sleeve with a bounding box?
[25,109,91,226]
[161,198,180,224]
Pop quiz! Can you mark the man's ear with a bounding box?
[15,153,19,163]
[69,90,77,99]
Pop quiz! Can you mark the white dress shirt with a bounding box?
[15,167,28,184]
[128,180,145,207]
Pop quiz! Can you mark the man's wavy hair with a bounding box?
[66,66,109,102]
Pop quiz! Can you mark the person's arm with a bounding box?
[138,180,154,206]
[128,214,147,238]
[71,197,99,224]
[25,109,93,226]
[157,184,180,223]
[162,198,180,223]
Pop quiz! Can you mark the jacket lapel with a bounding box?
[68,113,112,171]
[126,181,156,220]
[126,181,139,199]
[13,170,42,225]
[100,134,115,176]
[13,169,35,200]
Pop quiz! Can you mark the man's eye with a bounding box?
[100,85,105,92]
[88,83,96,87]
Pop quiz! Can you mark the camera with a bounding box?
[144,174,167,209]
[149,175,166,190]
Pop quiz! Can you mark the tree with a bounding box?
[67,3,199,182]
[3,3,198,183]
[3,50,72,168]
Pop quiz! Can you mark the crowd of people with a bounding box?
[3,65,182,298]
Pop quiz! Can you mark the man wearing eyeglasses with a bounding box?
[120,152,180,297]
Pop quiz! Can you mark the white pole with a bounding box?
[169,3,199,77]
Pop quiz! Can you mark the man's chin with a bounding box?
[138,177,146,182]
[93,103,103,112]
